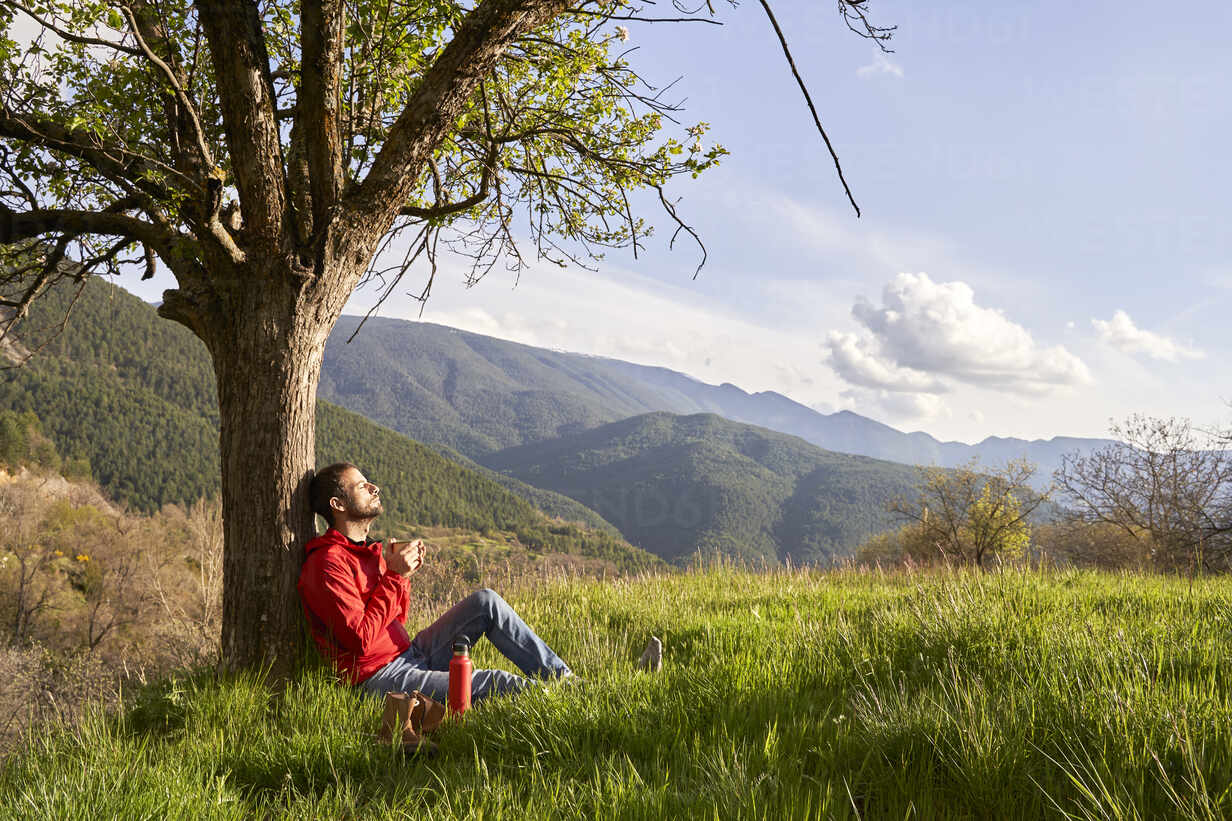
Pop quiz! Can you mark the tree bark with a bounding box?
[202,269,333,677]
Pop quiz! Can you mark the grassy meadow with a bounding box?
[5,566,1232,819]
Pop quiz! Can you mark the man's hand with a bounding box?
[385,538,426,577]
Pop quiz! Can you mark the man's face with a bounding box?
[335,468,383,521]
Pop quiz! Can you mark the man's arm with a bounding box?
[300,551,410,653]
[387,539,425,623]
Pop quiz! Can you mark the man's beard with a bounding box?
[344,494,383,520]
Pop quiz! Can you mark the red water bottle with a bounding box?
[448,641,472,715]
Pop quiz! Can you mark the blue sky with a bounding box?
[21,1,1231,443]
[387,0,1232,442]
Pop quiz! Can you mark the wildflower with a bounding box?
[54,550,63,557]
[615,25,629,41]
[75,554,89,562]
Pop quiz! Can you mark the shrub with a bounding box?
[1033,519,1152,571]
[855,522,944,567]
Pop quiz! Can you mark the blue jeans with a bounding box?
[358,588,571,704]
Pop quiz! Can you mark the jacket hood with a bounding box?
[305,528,376,556]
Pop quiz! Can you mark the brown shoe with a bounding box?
[378,692,411,744]
[637,636,663,672]
[409,690,448,734]
[377,692,439,756]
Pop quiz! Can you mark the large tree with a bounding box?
[0,0,888,675]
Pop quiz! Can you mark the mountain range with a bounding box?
[320,316,1109,482]
[1,277,1099,565]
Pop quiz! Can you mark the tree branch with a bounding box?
[0,0,144,56]
[398,190,489,221]
[838,0,895,51]
[0,203,178,253]
[119,3,215,172]
[758,0,860,217]
[0,145,37,209]
[656,184,706,277]
[346,0,574,243]
[566,9,723,24]
[299,0,345,234]
[399,142,498,220]
[0,104,192,199]
[195,0,288,248]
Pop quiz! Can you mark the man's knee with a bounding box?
[468,587,504,613]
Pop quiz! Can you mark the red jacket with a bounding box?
[298,528,411,684]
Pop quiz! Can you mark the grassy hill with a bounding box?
[482,412,921,565]
[0,278,656,571]
[8,567,1232,818]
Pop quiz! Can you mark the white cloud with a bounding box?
[1207,270,1232,291]
[331,230,1219,446]
[825,331,947,393]
[857,50,904,79]
[768,197,956,276]
[840,273,1091,395]
[835,388,950,426]
[874,391,949,421]
[1091,309,1204,361]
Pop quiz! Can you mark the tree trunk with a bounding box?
[205,275,332,679]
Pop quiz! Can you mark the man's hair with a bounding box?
[310,462,358,526]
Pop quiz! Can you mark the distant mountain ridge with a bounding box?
[482,411,922,565]
[321,316,1109,479]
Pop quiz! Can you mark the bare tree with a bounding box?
[76,521,144,653]
[147,498,224,666]
[1031,517,1152,571]
[1054,415,1232,574]
[0,483,56,645]
[184,497,224,640]
[889,458,1047,568]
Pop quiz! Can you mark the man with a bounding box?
[298,462,574,703]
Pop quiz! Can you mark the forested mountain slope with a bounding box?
[482,412,922,565]
[0,278,655,570]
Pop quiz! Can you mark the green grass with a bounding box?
[7,567,1232,818]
